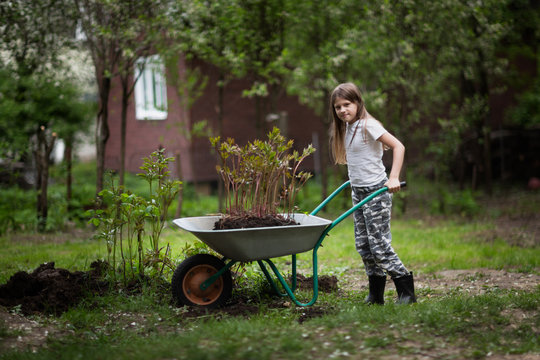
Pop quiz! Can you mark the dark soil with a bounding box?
[2,268,539,355]
[214,214,298,230]
[180,274,337,322]
[291,273,339,293]
[0,261,109,316]
[0,262,336,323]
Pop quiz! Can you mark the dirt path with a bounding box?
[341,268,540,297]
[0,311,70,353]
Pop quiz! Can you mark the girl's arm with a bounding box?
[377,132,405,193]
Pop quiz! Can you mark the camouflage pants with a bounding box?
[352,180,409,278]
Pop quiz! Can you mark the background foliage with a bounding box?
[0,0,539,232]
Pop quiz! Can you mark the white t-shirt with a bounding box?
[345,118,387,187]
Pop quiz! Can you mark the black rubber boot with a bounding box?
[392,272,417,304]
[364,275,386,305]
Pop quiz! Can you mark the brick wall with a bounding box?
[105,57,326,183]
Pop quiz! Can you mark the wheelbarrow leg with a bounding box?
[291,254,298,291]
[257,260,287,297]
[257,254,299,297]
[260,256,320,307]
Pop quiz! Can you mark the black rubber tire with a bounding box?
[171,254,232,308]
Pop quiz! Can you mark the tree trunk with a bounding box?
[119,82,129,188]
[479,67,493,195]
[96,77,111,198]
[319,89,331,200]
[472,16,493,195]
[63,137,73,213]
[482,121,492,194]
[255,95,263,139]
[174,151,184,218]
[217,72,225,212]
[34,127,56,232]
[398,85,410,214]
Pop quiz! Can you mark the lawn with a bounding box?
[0,198,540,359]
[1,187,539,360]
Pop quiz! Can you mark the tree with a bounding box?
[170,0,248,210]
[0,0,77,76]
[284,0,364,198]
[235,0,290,138]
[74,0,123,197]
[171,0,244,137]
[113,0,171,187]
[171,0,294,208]
[0,0,89,231]
[162,53,208,217]
[437,1,511,193]
[0,71,90,231]
[0,0,78,161]
[377,0,513,192]
[302,0,517,194]
[32,79,90,231]
[503,1,540,127]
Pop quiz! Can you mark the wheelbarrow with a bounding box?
[171,181,406,308]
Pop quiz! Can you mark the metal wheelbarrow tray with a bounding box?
[171,181,406,308]
[172,213,332,262]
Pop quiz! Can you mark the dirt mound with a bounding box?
[291,273,339,293]
[0,261,336,319]
[0,261,109,316]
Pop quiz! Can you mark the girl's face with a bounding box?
[333,97,358,124]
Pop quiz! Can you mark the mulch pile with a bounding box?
[0,261,109,316]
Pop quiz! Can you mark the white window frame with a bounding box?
[134,55,168,120]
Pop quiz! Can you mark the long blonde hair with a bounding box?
[329,83,367,165]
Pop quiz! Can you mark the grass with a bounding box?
[269,217,539,275]
[1,287,538,359]
[0,234,102,283]
[2,206,537,283]
[1,210,539,359]
[0,164,539,359]
[3,214,536,283]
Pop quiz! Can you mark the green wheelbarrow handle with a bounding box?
[311,180,407,236]
[261,180,407,307]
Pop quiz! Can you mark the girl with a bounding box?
[329,82,416,304]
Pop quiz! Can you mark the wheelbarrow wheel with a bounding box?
[171,254,232,308]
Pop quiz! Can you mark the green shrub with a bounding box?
[0,187,37,233]
[87,149,182,285]
[431,187,480,217]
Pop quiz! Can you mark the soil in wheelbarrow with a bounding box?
[213,214,298,230]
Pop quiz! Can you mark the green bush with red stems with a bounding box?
[210,127,315,228]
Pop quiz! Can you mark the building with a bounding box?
[104,56,327,185]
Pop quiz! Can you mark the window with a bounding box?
[134,55,167,120]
